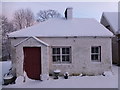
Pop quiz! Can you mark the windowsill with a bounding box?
[91,61,101,64]
[53,62,72,65]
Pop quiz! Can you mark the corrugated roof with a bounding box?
[8,18,113,37]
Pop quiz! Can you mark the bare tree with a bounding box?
[36,9,61,22]
[1,16,14,35]
[25,9,35,27]
[13,8,34,30]
[1,15,14,60]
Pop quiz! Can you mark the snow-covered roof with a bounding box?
[8,18,113,37]
[103,12,120,34]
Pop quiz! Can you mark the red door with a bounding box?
[23,47,41,80]
[118,40,120,65]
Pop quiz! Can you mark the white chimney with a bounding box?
[65,7,73,19]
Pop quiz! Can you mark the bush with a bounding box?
[72,73,80,76]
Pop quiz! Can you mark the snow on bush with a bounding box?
[103,71,113,77]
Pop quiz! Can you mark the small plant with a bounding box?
[3,68,17,85]
[64,72,69,79]
[53,69,61,79]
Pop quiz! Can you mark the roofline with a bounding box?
[32,36,49,46]
[14,36,49,47]
[14,37,30,47]
[10,36,114,39]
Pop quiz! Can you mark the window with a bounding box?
[52,47,71,63]
[91,46,101,62]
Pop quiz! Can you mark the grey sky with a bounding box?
[1,2,118,21]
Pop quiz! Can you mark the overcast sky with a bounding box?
[1,2,118,22]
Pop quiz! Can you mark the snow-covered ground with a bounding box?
[2,65,118,88]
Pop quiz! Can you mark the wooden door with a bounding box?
[118,40,120,65]
[23,47,41,80]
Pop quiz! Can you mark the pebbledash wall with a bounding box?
[10,36,112,78]
[40,37,112,75]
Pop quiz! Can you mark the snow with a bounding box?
[15,76,25,84]
[40,74,49,81]
[103,71,114,77]
[103,12,120,33]
[54,69,61,73]
[0,61,12,84]
[8,18,113,37]
[2,65,118,88]
[3,75,13,79]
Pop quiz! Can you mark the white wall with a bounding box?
[39,37,112,75]
[101,16,119,64]
[10,37,112,77]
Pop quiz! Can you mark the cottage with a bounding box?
[101,12,120,65]
[8,8,113,80]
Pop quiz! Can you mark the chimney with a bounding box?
[65,7,73,19]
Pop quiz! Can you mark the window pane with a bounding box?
[62,48,69,54]
[62,56,65,61]
[95,47,99,53]
[52,48,55,54]
[94,55,98,60]
[91,47,94,53]
[53,56,60,62]
[66,48,70,54]
[62,55,70,62]
[57,48,60,54]
[62,48,65,54]
[57,56,60,61]
[66,55,69,61]
[91,54,99,61]
[91,47,99,53]
[91,55,95,60]
[53,48,60,54]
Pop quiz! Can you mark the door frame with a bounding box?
[23,46,42,79]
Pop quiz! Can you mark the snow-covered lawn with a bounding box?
[2,65,118,88]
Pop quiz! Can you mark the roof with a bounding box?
[102,12,120,34]
[14,36,49,47]
[8,18,113,37]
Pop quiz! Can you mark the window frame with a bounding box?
[91,46,101,62]
[52,46,72,64]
